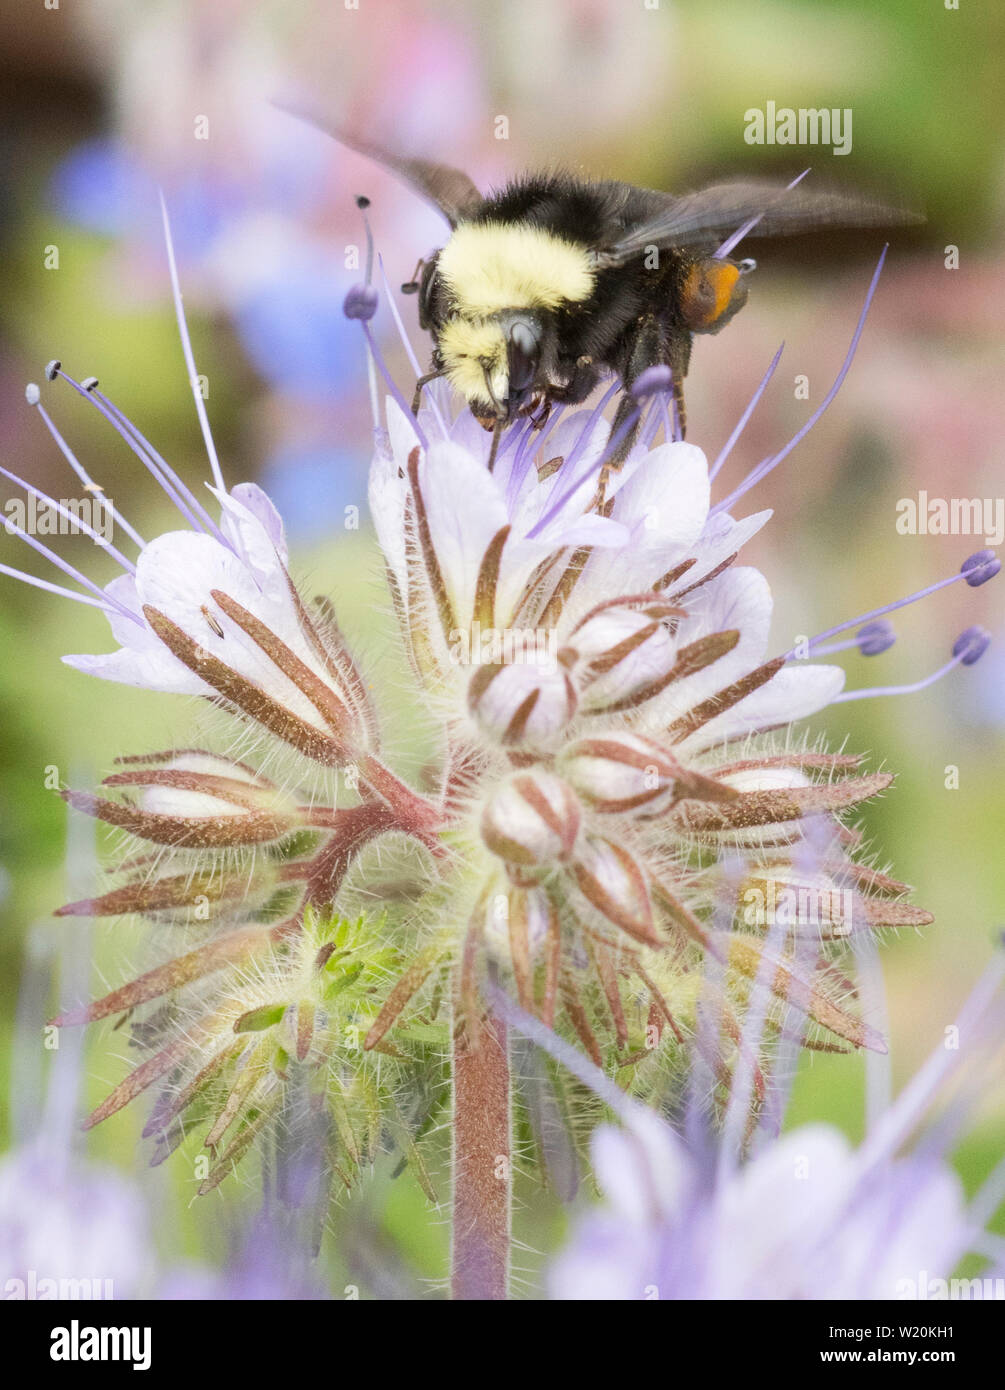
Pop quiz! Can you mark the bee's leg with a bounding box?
[671,373,687,440]
[606,392,643,465]
[588,391,645,505]
[610,324,694,474]
[606,314,673,470]
[667,329,692,440]
[411,368,446,415]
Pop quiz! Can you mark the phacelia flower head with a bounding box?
[5,203,995,1235]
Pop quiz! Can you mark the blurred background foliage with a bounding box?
[0,0,1002,1294]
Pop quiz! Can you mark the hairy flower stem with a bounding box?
[298,802,398,908]
[356,752,443,847]
[451,1007,511,1300]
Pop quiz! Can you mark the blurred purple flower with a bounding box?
[0,1143,153,1299]
[159,1215,328,1301]
[548,949,1005,1300]
[2,909,155,1299]
[51,138,230,256]
[260,443,363,541]
[236,272,365,397]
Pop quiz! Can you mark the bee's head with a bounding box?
[438,311,546,425]
[679,255,756,335]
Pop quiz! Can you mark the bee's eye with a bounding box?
[506,319,541,393]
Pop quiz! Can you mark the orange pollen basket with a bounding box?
[684,261,741,326]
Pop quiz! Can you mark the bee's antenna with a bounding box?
[401,256,425,296]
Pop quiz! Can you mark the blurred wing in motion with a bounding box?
[593,180,923,267]
[273,96,485,227]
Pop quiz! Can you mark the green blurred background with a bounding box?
[1,0,1003,1291]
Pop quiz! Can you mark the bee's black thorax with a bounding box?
[425,173,697,382]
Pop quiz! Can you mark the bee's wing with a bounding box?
[274,97,484,227]
[592,180,921,267]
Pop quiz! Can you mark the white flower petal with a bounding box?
[416,440,510,629]
[226,482,288,565]
[680,663,846,753]
[209,487,289,596]
[708,1126,854,1297]
[611,441,710,552]
[641,566,773,731]
[680,509,773,589]
[62,646,205,694]
[385,393,425,467]
[368,445,409,600]
[592,1116,688,1224]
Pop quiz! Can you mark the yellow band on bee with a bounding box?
[439,222,595,315]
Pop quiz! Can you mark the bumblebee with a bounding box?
[283,106,917,457]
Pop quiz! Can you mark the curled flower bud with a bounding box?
[482,882,552,956]
[479,882,557,1011]
[738,868,854,936]
[570,835,661,946]
[560,732,736,814]
[561,600,683,712]
[468,660,577,750]
[63,750,306,848]
[481,770,581,867]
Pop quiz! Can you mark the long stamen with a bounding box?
[2,521,143,624]
[715,169,811,259]
[0,462,136,573]
[490,416,531,473]
[343,199,423,452]
[712,247,887,516]
[505,403,567,511]
[27,387,146,548]
[658,388,672,445]
[640,396,664,449]
[561,377,621,478]
[52,366,223,541]
[159,191,226,492]
[832,627,990,703]
[0,561,124,613]
[709,342,784,482]
[809,620,896,658]
[530,371,669,537]
[362,321,427,449]
[530,376,621,522]
[786,550,999,660]
[91,386,228,538]
[506,415,541,486]
[491,417,530,490]
[378,253,448,440]
[527,396,645,539]
[346,198,387,449]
